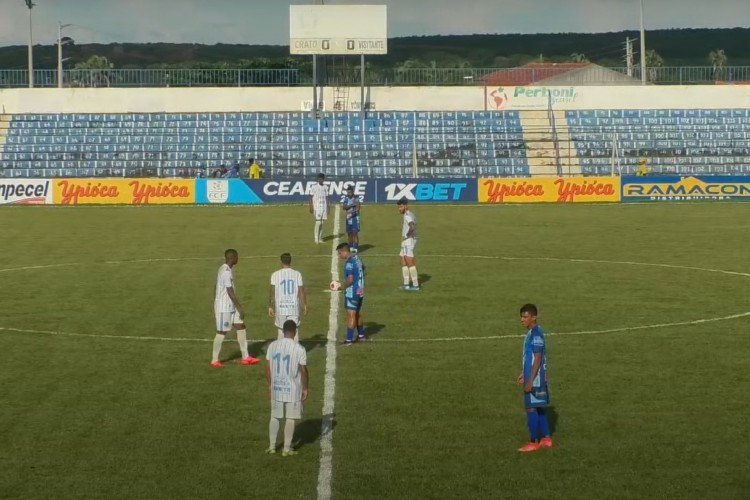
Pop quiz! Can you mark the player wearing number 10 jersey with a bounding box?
[268,253,307,342]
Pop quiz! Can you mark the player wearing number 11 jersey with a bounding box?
[269,253,307,342]
[265,320,309,456]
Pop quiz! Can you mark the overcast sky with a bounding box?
[0,0,747,47]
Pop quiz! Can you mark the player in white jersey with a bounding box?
[265,320,309,456]
[211,249,260,367]
[268,253,307,342]
[309,173,329,244]
[397,198,420,291]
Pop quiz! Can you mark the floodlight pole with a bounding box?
[25,0,35,88]
[639,0,647,85]
[361,54,366,123]
[312,55,318,119]
[311,0,324,120]
[57,22,73,88]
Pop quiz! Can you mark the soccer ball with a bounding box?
[329,280,341,291]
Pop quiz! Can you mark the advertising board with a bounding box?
[478,177,620,203]
[0,179,52,205]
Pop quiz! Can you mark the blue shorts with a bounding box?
[345,295,364,312]
[346,217,360,234]
[524,386,550,408]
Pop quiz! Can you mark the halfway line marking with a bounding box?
[317,207,340,500]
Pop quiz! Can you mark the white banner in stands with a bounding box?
[0,179,53,205]
[3,86,750,113]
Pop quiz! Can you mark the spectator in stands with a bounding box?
[213,165,228,178]
[249,158,264,179]
[227,164,240,178]
[636,158,650,176]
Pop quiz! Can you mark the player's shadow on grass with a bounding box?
[419,274,432,287]
[364,322,386,339]
[547,406,559,435]
[294,417,337,449]
[357,244,375,254]
[300,334,326,354]
[322,233,345,242]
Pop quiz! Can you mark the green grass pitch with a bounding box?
[0,203,749,499]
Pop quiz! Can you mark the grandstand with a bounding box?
[2,106,749,178]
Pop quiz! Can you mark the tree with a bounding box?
[708,49,728,81]
[569,53,589,63]
[71,55,114,87]
[645,49,664,82]
[74,55,113,70]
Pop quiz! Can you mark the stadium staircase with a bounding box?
[519,110,581,176]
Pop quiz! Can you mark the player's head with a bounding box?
[520,303,538,329]
[225,248,239,266]
[346,184,354,197]
[282,319,297,339]
[336,242,351,260]
[317,173,325,185]
[280,253,292,267]
[397,197,409,214]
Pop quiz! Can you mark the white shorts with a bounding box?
[271,399,303,419]
[215,310,243,332]
[274,314,300,330]
[276,314,300,341]
[400,237,417,258]
[314,208,328,221]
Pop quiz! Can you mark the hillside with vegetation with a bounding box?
[1,28,747,80]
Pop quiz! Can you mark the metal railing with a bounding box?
[1,66,749,88]
[0,68,301,88]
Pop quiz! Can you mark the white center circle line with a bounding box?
[0,254,748,344]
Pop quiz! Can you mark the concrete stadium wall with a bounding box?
[1,85,750,114]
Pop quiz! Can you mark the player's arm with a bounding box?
[299,284,308,316]
[300,364,309,402]
[523,352,543,393]
[341,268,355,291]
[405,221,416,239]
[308,194,314,214]
[226,286,244,319]
[268,284,275,317]
[264,360,272,398]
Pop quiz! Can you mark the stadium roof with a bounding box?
[480,62,640,86]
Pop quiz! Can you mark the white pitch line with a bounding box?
[370,311,750,343]
[317,207,340,500]
[4,254,749,280]
[3,310,750,346]
[0,326,209,343]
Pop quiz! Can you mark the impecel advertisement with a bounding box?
[0,180,52,205]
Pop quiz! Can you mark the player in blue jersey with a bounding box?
[341,185,360,253]
[517,303,553,452]
[336,242,365,346]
